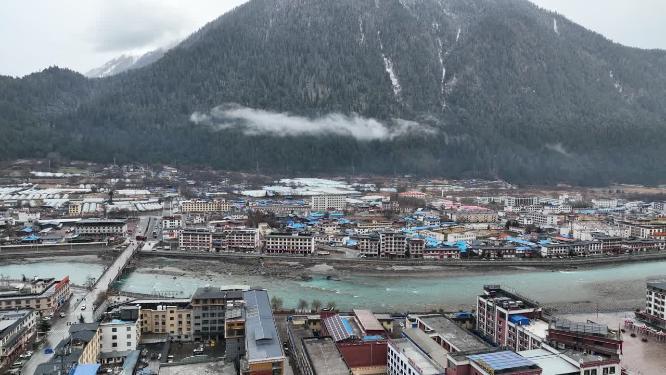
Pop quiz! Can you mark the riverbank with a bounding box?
[129,256,664,314]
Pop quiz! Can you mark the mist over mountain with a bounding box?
[1,0,666,185]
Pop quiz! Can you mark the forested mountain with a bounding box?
[1,0,666,185]
[85,48,167,78]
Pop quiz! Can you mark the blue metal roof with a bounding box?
[72,364,101,375]
[468,351,536,371]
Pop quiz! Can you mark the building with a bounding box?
[135,299,193,342]
[179,228,212,251]
[357,234,380,257]
[636,281,666,329]
[180,199,231,213]
[423,247,461,260]
[380,231,407,258]
[264,232,315,255]
[68,201,83,217]
[0,276,72,315]
[0,309,38,370]
[619,220,666,239]
[241,289,286,375]
[99,307,141,354]
[218,228,260,252]
[311,195,347,212]
[411,315,490,354]
[191,287,245,340]
[447,231,477,243]
[476,285,544,351]
[68,323,101,365]
[519,345,621,375]
[387,337,445,375]
[162,215,183,229]
[546,319,622,358]
[76,219,127,239]
[467,351,542,375]
[451,210,498,223]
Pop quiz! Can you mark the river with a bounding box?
[3,256,665,312]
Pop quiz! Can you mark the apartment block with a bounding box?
[0,309,38,370]
[310,195,347,212]
[263,232,315,255]
[180,199,231,213]
[179,228,212,251]
[0,277,72,315]
[476,285,544,352]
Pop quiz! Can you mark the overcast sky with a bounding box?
[0,0,665,77]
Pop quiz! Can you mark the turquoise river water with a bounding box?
[2,258,665,312]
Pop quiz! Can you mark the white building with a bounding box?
[645,281,666,322]
[387,338,445,375]
[99,317,140,353]
[263,233,315,255]
[592,199,619,209]
[162,215,183,229]
[310,195,347,211]
[447,231,477,243]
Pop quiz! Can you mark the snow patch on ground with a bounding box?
[553,18,559,35]
[609,70,624,94]
[456,27,462,42]
[382,55,402,98]
[359,17,365,44]
[378,31,402,100]
[437,38,447,107]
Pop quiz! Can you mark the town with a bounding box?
[0,160,665,374]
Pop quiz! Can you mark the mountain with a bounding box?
[85,48,167,78]
[1,0,666,185]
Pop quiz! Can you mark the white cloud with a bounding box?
[190,104,435,141]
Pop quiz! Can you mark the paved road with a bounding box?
[22,216,153,374]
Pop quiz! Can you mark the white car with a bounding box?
[80,305,87,311]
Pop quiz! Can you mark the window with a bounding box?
[112,328,117,332]
[127,334,132,339]
[127,342,132,347]
[112,335,117,340]
[112,343,117,347]
[127,327,131,331]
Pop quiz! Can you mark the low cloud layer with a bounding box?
[190,104,435,141]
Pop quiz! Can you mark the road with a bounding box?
[22,216,153,374]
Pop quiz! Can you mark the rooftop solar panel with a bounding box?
[324,315,352,342]
[468,351,537,371]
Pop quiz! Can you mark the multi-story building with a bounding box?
[67,201,83,217]
[0,277,72,315]
[619,220,666,239]
[451,210,498,223]
[162,215,183,229]
[546,319,623,358]
[310,195,347,212]
[241,289,286,375]
[447,231,477,243]
[179,228,212,251]
[476,285,544,352]
[638,281,666,329]
[134,299,193,341]
[219,228,260,251]
[180,199,230,213]
[191,287,245,340]
[99,307,141,354]
[379,231,407,258]
[357,234,380,257]
[355,221,393,234]
[75,219,127,239]
[387,337,445,375]
[263,232,315,255]
[69,323,101,365]
[0,309,38,370]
